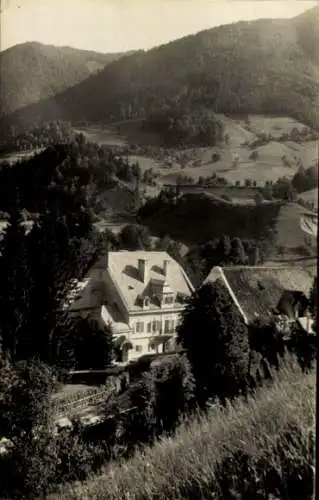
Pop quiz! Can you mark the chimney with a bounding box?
[163,259,170,277]
[138,258,148,284]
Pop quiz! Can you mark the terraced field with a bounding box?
[75,114,318,193]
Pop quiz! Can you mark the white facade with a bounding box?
[70,251,194,362]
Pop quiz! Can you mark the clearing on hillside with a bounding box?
[274,203,317,252]
[75,115,318,193]
[298,188,318,210]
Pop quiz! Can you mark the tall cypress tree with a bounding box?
[177,281,250,405]
[0,199,32,361]
[25,208,95,365]
[216,235,232,265]
[26,210,81,363]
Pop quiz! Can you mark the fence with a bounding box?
[53,378,119,418]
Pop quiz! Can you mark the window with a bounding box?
[147,322,152,333]
[135,345,143,353]
[164,319,175,333]
[152,320,161,333]
[135,321,144,333]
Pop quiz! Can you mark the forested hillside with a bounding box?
[138,193,281,245]
[0,132,140,217]
[2,7,319,131]
[0,42,134,117]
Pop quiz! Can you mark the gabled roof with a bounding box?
[204,265,314,324]
[297,317,315,335]
[107,251,194,312]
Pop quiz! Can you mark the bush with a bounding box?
[211,152,221,163]
[249,149,259,160]
[150,354,196,433]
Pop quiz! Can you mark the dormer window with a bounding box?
[152,295,162,307]
[176,292,188,304]
[136,295,143,307]
[143,296,150,308]
[164,293,174,304]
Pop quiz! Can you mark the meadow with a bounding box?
[74,114,318,190]
[298,188,318,210]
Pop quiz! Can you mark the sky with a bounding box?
[1,0,318,53]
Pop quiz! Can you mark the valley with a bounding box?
[74,113,318,200]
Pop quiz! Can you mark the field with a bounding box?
[49,360,315,500]
[74,119,160,148]
[74,114,318,195]
[274,203,317,251]
[298,188,318,210]
[0,148,44,165]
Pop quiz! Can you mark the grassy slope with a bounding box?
[0,42,133,117]
[275,203,317,250]
[76,114,318,189]
[49,362,315,500]
[298,188,318,210]
[3,7,319,129]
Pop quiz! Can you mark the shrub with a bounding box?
[211,152,221,163]
[151,354,196,433]
[249,149,259,160]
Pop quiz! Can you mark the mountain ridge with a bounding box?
[0,42,136,117]
[1,7,318,130]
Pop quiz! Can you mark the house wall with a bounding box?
[125,309,183,360]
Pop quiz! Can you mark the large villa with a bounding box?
[68,251,194,362]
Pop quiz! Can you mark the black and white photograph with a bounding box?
[0,0,317,498]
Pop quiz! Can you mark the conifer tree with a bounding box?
[216,235,232,265]
[177,281,250,404]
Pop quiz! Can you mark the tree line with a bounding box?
[0,131,141,218]
[260,164,318,204]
